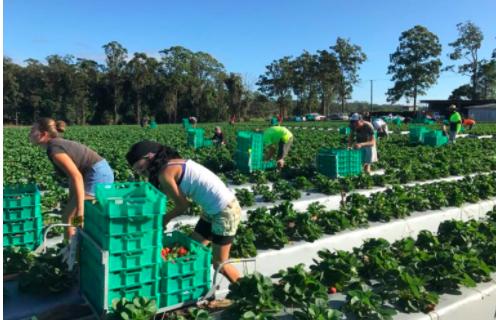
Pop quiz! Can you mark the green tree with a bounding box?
[291,51,320,114]
[316,50,340,115]
[74,59,101,124]
[126,53,159,124]
[330,37,367,112]
[225,73,244,119]
[3,57,23,124]
[257,56,294,117]
[159,46,194,122]
[386,25,442,111]
[447,21,484,100]
[449,84,473,100]
[102,41,128,124]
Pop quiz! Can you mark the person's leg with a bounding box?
[212,242,240,283]
[192,217,213,246]
[210,200,242,283]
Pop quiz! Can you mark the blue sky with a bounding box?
[4,0,496,105]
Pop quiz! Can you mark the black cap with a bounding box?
[126,140,162,166]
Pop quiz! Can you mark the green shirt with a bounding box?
[263,126,293,145]
[449,112,462,133]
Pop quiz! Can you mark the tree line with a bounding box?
[4,21,495,124]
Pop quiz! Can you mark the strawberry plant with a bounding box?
[226,272,281,319]
[342,285,397,320]
[293,298,343,320]
[109,297,157,320]
[230,223,257,258]
[235,188,255,207]
[272,264,327,307]
[310,250,362,290]
[3,246,35,275]
[248,208,289,249]
[18,246,77,294]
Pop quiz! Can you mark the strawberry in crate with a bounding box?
[161,243,189,261]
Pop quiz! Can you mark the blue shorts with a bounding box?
[84,160,114,196]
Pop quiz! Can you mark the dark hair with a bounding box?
[126,141,181,188]
[147,145,181,187]
[35,118,67,137]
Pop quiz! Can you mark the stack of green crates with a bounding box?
[423,130,448,147]
[3,184,43,250]
[409,126,429,144]
[80,182,167,316]
[159,232,211,310]
[234,131,275,173]
[316,149,362,178]
[182,118,191,130]
[339,126,351,135]
[186,128,212,149]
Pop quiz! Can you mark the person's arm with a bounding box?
[51,153,85,216]
[160,169,190,228]
[347,130,354,148]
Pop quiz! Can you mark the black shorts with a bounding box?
[194,218,234,245]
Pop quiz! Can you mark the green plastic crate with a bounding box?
[3,205,41,221]
[339,127,351,135]
[85,226,162,254]
[160,269,210,294]
[3,229,42,248]
[3,184,41,209]
[81,235,160,271]
[182,118,191,129]
[80,251,159,290]
[316,149,362,178]
[423,132,448,147]
[187,128,205,149]
[203,139,213,147]
[159,286,208,309]
[80,263,159,316]
[95,182,167,218]
[161,232,212,278]
[236,131,264,153]
[3,217,42,234]
[84,201,163,236]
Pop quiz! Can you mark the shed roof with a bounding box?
[466,103,496,110]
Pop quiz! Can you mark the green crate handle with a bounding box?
[124,232,146,239]
[124,250,144,257]
[127,216,151,223]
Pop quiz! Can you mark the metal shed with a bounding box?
[467,103,496,122]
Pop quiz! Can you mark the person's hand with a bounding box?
[354,143,362,149]
[277,159,285,168]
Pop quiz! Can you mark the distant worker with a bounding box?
[229,114,236,125]
[263,125,293,169]
[463,118,476,130]
[212,126,225,145]
[348,113,377,174]
[277,114,283,125]
[448,105,462,143]
[372,117,389,138]
[189,116,198,128]
[141,115,150,128]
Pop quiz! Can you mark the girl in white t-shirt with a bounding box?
[126,141,241,284]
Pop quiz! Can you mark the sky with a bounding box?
[4,0,496,105]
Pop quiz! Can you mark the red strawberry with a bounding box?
[328,286,337,294]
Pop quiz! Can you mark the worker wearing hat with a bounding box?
[348,113,377,174]
[448,105,462,143]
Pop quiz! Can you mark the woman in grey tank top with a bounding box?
[126,140,242,288]
[29,118,114,239]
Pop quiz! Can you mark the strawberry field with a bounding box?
[3,122,496,320]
